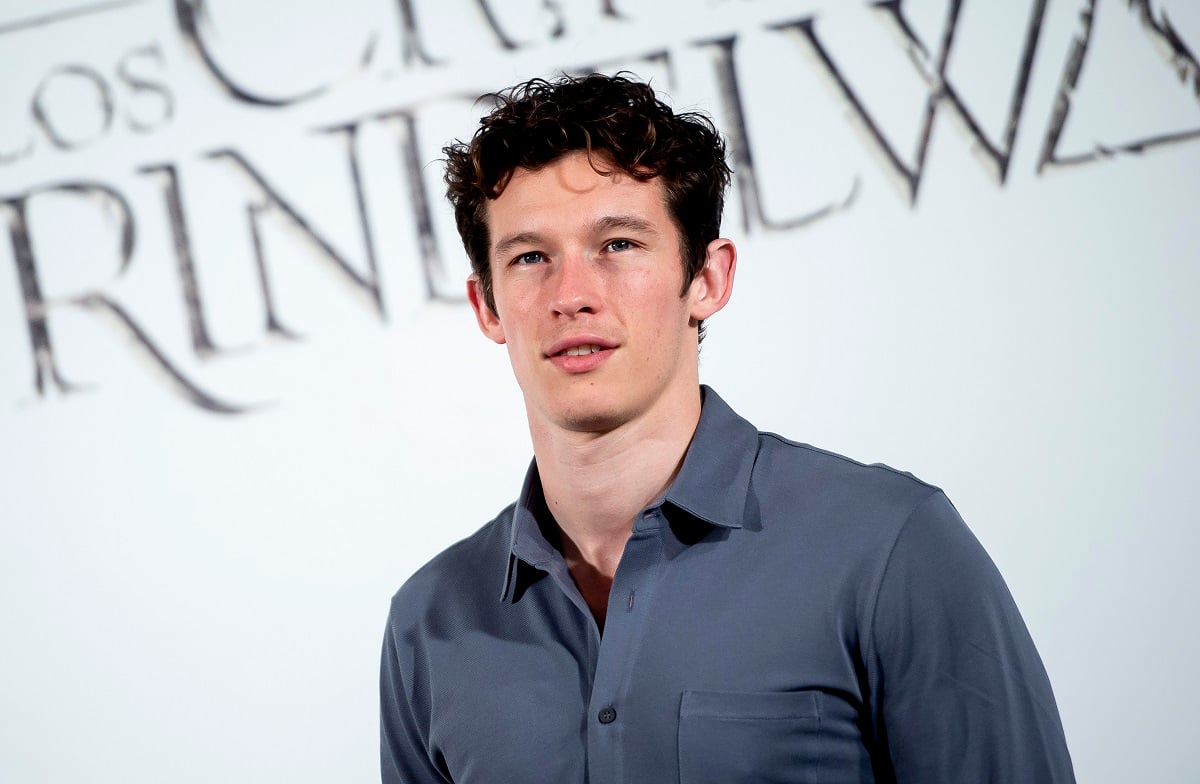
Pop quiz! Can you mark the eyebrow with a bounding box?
[492,215,659,260]
[592,215,657,236]
[493,231,543,260]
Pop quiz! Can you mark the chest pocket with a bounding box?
[678,689,822,784]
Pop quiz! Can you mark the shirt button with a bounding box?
[598,706,617,724]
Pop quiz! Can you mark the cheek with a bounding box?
[503,340,538,388]
[496,312,542,365]
[496,282,541,319]
[625,270,681,308]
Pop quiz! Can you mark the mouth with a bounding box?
[545,338,617,372]
[545,337,617,359]
[556,344,606,357]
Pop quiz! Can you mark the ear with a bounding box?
[687,238,737,322]
[467,275,506,344]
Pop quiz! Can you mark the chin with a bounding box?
[553,405,627,434]
[537,391,634,434]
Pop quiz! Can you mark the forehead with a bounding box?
[484,151,671,243]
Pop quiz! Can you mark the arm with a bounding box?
[380,608,450,784]
[866,491,1075,783]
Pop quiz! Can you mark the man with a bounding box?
[380,73,1074,783]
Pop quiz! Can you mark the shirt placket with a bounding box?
[585,507,666,784]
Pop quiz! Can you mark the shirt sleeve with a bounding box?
[380,606,450,784]
[865,490,1076,783]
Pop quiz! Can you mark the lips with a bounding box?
[545,337,617,358]
[558,344,605,357]
[545,336,617,373]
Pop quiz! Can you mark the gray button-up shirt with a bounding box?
[381,387,1074,783]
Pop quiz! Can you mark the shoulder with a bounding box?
[725,428,969,618]
[750,432,1006,617]
[693,387,941,545]
[750,430,943,539]
[386,503,515,633]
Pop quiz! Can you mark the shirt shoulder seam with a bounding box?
[757,431,941,492]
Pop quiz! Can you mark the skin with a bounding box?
[468,150,736,628]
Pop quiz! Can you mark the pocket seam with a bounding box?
[680,689,822,722]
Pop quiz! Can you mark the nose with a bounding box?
[550,254,599,317]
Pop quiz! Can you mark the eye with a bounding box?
[513,251,544,265]
[604,239,634,253]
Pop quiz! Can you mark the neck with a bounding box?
[530,386,703,576]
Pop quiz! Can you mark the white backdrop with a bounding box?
[1,1,1197,782]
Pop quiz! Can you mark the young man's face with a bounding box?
[468,150,734,435]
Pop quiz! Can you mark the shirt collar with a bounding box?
[500,385,761,603]
[662,385,759,531]
[500,463,561,602]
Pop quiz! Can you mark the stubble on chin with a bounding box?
[529,390,628,437]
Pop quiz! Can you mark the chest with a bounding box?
[424,529,879,783]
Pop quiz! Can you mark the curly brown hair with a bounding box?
[443,73,731,316]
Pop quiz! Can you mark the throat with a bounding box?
[568,560,614,633]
